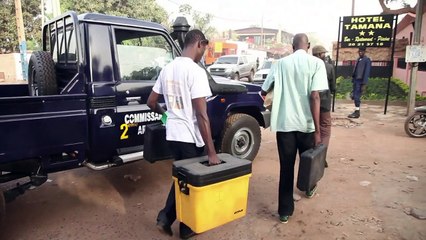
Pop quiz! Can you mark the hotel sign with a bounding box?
[341,14,394,48]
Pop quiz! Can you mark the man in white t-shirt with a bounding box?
[147,29,220,239]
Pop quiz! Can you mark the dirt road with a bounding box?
[1,102,425,240]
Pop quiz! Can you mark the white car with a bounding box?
[253,60,275,82]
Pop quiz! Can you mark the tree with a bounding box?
[178,4,217,39]
[60,0,168,25]
[0,0,42,53]
[378,0,417,15]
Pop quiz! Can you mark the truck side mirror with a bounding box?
[171,17,190,50]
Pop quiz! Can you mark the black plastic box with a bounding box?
[172,153,252,187]
[297,144,327,191]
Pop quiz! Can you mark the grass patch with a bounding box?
[335,77,426,101]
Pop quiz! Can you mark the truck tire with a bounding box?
[233,72,239,81]
[248,70,254,82]
[221,113,261,161]
[28,51,57,96]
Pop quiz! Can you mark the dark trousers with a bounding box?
[352,81,363,107]
[157,141,204,226]
[276,131,314,216]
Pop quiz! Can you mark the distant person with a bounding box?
[312,45,336,167]
[261,33,328,224]
[147,29,220,239]
[256,57,260,69]
[348,47,371,118]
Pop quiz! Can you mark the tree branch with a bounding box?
[378,0,417,15]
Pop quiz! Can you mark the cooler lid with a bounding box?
[172,153,252,187]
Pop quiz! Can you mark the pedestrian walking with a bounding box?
[261,34,328,223]
[312,45,336,167]
[147,29,221,239]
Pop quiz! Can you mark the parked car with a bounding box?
[0,12,270,211]
[253,59,276,83]
[207,54,256,82]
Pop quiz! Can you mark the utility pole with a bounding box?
[14,0,27,81]
[351,0,355,16]
[407,0,424,115]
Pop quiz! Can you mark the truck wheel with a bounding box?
[248,70,254,82]
[233,72,239,81]
[28,51,57,96]
[221,113,261,161]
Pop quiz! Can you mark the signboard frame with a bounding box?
[333,14,398,114]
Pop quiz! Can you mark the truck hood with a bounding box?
[255,69,271,75]
[208,64,236,70]
[211,76,261,93]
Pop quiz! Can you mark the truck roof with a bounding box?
[77,13,168,32]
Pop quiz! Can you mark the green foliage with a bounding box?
[335,77,426,101]
[61,0,168,25]
[0,0,42,53]
[178,4,217,40]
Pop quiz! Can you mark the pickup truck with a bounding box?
[0,12,270,215]
[207,54,256,82]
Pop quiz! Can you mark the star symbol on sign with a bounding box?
[368,30,375,36]
[359,31,365,36]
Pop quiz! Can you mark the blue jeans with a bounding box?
[352,80,363,107]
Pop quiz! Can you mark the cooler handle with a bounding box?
[199,160,225,166]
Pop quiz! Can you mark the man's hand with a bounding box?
[208,154,221,165]
[314,131,322,147]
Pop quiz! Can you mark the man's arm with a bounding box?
[147,91,166,114]
[192,97,221,165]
[362,58,372,85]
[310,91,321,146]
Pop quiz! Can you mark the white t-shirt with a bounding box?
[152,57,212,147]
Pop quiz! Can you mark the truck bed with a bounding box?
[0,93,88,165]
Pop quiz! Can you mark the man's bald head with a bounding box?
[292,33,310,51]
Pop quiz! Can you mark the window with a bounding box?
[114,29,175,81]
[50,17,77,63]
[397,58,407,69]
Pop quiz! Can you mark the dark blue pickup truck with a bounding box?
[0,12,269,213]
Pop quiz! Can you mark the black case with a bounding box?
[143,123,172,163]
[172,153,252,187]
[297,144,327,191]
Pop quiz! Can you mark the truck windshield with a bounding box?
[261,61,274,69]
[216,56,238,64]
[114,29,175,81]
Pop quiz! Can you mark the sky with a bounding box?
[156,0,416,49]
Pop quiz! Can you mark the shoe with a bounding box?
[348,110,360,118]
[156,220,173,236]
[279,215,289,224]
[306,185,318,199]
[179,222,197,239]
[325,160,328,168]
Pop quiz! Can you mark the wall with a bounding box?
[393,12,426,96]
[0,54,18,82]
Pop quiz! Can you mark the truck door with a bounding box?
[112,27,176,155]
[239,56,249,77]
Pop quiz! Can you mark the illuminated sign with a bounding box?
[341,14,394,48]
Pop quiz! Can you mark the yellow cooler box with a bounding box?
[172,153,252,233]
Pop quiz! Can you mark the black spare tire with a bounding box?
[28,51,57,96]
